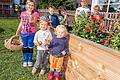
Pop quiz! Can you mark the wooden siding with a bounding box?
[64,34,120,80]
[0,0,12,3]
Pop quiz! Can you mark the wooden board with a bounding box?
[64,34,120,80]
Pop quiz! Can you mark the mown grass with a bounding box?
[0,19,48,80]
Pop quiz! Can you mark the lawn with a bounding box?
[0,19,48,80]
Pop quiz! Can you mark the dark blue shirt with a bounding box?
[47,13,59,28]
[48,36,68,57]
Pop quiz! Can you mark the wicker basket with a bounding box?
[4,35,23,51]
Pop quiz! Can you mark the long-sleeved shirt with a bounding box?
[48,36,68,57]
[46,13,59,28]
[34,30,52,50]
[75,7,90,15]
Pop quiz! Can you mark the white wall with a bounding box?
[91,0,98,12]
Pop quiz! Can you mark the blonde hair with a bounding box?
[55,25,68,37]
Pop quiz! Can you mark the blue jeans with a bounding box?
[21,33,35,62]
[23,52,33,62]
[21,33,35,48]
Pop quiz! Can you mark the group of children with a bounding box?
[15,0,69,80]
[75,0,103,22]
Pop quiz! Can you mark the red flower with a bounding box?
[117,13,120,17]
[90,17,97,21]
[103,40,110,45]
[85,27,91,32]
[109,34,113,38]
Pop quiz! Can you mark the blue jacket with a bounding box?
[47,13,59,28]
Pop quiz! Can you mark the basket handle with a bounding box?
[4,39,9,43]
[9,35,19,44]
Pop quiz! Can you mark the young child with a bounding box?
[32,16,52,75]
[58,6,68,28]
[47,25,68,80]
[92,5,103,21]
[15,1,40,67]
[47,5,59,28]
[75,0,90,22]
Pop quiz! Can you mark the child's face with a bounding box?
[94,7,100,13]
[61,10,66,16]
[49,7,55,15]
[81,2,86,7]
[39,20,48,30]
[56,29,65,38]
[26,2,35,12]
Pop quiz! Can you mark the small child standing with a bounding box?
[58,6,68,28]
[32,16,52,75]
[15,1,39,67]
[75,1,90,22]
[47,5,59,28]
[47,25,68,80]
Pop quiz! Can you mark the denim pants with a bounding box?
[34,50,48,70]
[21,33,35,62]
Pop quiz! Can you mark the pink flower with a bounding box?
[101,27,107,32]
[96,15,102,21]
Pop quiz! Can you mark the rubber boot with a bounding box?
[48,72,54,80]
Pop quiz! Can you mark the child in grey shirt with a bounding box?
[32,16,52,75]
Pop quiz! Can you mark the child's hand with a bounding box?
[29,14,34,23]
[15,31,20,37]
[61,51,66,56]
[36,41,42,46]
[15,33,19,37]
[45,38,51,45]
[49,20,52,26]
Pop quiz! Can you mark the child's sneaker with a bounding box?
[28,62,32,67]
[39,69,46,75]
[23,62,27,67]
[48,72,54,80]
[55,75,61,80]
[32,67,37,75]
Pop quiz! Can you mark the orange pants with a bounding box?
[49,55,64,72]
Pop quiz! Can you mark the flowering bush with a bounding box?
[71,13,120,51]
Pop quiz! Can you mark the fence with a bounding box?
[101,12,120,31]
[39,9,119,29]
[0,9,119,30]
[0,8,19,17]
[0,2,18,17]
[0,0,12,3]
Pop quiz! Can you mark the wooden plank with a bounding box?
[65,34,120,80]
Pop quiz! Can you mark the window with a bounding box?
[98,0,120,12]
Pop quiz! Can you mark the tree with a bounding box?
[38,0,75,10]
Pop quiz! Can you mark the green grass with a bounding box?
[0,19,48,80]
